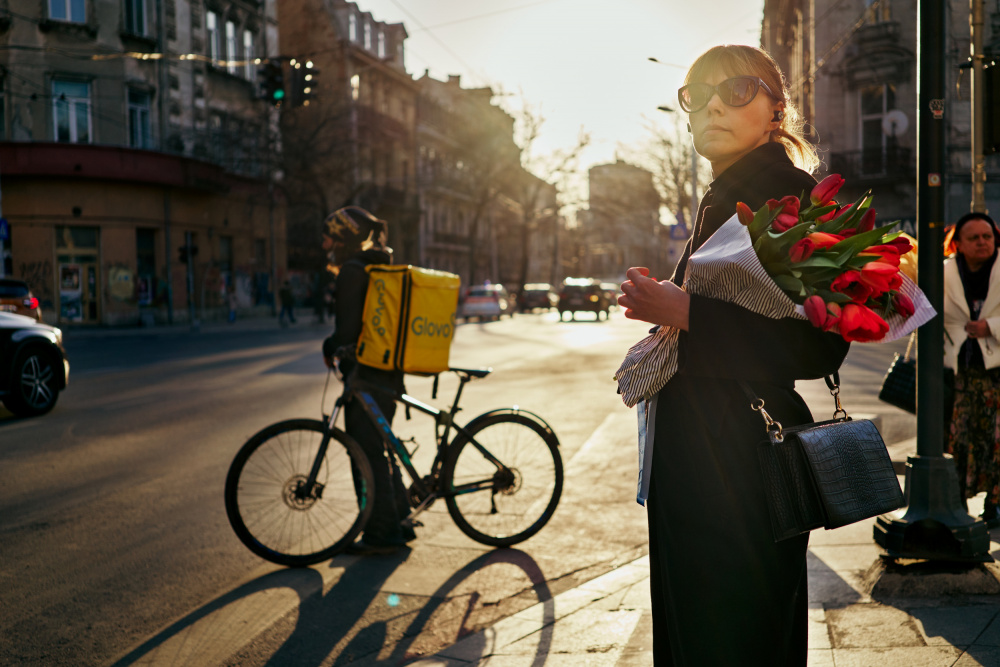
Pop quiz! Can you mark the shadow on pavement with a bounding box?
[109,549,553,666]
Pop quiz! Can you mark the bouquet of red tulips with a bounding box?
[615,173,934,408]
[735,174,923,342]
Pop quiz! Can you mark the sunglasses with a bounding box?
[677,76,778,113]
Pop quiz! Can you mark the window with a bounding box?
[377,30,386,58]
[243,30,255,79]
[860,84,895,174]
[52,80,91,144]
[206,11,220,63]
[128,88,151,149]
[225,21,237,75]
[351,73,360,101]
[49,0,85,23]
[348,13,357,41]
[364,21,371,50]
[124,0,145,35]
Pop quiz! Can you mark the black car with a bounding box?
[0,313,69,417]
[558,278,611,320]
[519,283,558,312]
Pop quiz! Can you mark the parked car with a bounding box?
[460,284,514,321]
[0,313,69,417]
[0,279,42,321]
[558,278,611,320]
[519,283,558,312]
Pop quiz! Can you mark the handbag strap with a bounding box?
[903,331,916,361]
[739,374,847,443]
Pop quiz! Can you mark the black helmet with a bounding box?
[322,206,387,250]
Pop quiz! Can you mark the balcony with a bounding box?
[829,146,914,185]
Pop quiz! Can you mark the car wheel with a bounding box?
[4,347,61,417]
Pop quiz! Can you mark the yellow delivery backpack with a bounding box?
[356,265,461,374]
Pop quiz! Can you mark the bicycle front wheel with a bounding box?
[224,419,374,566]
[442,411,563,547]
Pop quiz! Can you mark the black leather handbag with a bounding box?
[744,375,905,542]
[877,333,956,420]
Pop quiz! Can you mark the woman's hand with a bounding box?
[618,267,690,331]
[966,319,991,339]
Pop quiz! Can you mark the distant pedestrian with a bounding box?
[943,212,1000,528]
[227,286,238,323]
[618,45,848,665]
[279,280,296,326]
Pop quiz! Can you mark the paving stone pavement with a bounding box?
[411,451,1000,667]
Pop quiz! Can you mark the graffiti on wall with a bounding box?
[106,263,135,302]
[18,261,53,308]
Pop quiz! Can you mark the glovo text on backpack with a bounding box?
[356,265,460,375]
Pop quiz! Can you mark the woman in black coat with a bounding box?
[619,45,850,665]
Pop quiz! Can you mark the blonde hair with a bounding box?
[685,44,818,174]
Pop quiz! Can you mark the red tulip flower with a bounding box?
[885,236,914,254]
[810,174,846,206]
[771,196,802,232]
[789,238,816,262]
[804,295,841,332]
[893,292,915,318]
[736,202,754,226]
[859,244,902,267]
[839,303,890,342]
[831,270,874,303]
[859,261,903,295]
[857,208,877,233]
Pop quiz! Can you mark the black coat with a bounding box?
[647,143,850,665]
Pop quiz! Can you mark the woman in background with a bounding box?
[943,212,1000,528]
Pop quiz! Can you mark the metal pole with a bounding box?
[163,188,173,324]
[971,0,986,211]
[873,0,991,562]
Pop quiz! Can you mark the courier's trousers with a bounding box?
[346,393,411,546]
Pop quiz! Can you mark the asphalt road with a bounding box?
[0,310,912,666]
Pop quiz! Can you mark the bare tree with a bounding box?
[504,100,591,293]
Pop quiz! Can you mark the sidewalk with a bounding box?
[411,438,1000,666]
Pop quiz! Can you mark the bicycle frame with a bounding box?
[300,368,509,517]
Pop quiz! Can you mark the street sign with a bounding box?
[0,218,8,241]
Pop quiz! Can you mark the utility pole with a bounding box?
[970,0,987,211]
[874,0,991,562]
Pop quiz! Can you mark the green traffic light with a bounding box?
[273,89,285,100]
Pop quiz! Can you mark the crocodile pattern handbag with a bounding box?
[744,376,905,542]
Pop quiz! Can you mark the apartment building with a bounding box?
[0,0,285,325]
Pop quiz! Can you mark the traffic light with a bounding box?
[256,60,285,106]
[984,61,1000,155]
[288,59,319,108]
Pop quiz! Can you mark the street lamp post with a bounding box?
[872,0,991,563]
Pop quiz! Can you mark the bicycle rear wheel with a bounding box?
[224,419,374,566]
[442,411,563,547]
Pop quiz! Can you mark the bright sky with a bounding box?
[354,0,766,173]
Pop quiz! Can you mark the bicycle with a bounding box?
[224,354,564,567]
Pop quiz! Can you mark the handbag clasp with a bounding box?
[751,398,784,443]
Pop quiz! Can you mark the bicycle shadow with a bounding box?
[109,548,554,666]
